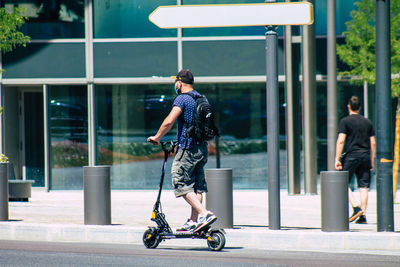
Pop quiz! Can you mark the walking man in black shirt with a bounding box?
[335,96,376,224]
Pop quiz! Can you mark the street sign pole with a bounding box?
[376,0,394,232]
[265,0,281,230]
[327,0,337,171]
[266,23,281,229]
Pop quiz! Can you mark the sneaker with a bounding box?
[176,219,196,232]
[193,212,217,232]
[349,206,363,222]
[355,215,367,224]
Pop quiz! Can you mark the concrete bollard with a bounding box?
[0,163,8,221]
[205,168,233,229]
[83,166,111,225]
[321,171,349,232]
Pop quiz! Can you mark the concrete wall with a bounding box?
[4,87,20,179]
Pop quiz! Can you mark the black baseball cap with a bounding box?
[171,69,194,84]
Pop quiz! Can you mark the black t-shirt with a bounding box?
[338,114,375,158]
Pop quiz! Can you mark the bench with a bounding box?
[8,180,34,202]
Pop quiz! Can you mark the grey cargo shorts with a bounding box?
[171,144,208,197]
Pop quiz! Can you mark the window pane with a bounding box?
[96,84,175,189]
[183,40,284,76]
[94,42,177,77]
[96,83,286,189]
[182,0,358,37]
[5,0,84,39]
[93,0,177,38]
[2,43,85,78]
[205,84,271,188]
[182,0,268,37]
[49,85,88,190]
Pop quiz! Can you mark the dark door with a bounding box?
[23,92,44,186]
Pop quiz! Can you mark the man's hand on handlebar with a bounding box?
[147,136,160,145]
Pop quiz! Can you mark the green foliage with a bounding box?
[392,1,400,97]
[0,7,30,55]
[337,0,400,97]
[0,153,9,163]
[219,140,268,154]
[0,6,30,135]
[52,142,88,168]
[52,139,329,167]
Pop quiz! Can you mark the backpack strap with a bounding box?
[177,92,198,161]
[180,91,198,99]
[179,92,201,133]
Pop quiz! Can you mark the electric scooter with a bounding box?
[142,141,226,251]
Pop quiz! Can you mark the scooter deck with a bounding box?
[160,226,212,239]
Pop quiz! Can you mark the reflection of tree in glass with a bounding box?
[30,0,83,22]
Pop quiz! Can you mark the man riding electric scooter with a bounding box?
[147,69,217,233]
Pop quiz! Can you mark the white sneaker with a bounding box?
[193,212,217,232]
[176,219,196,232]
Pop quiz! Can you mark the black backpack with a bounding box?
[183,92,219,142]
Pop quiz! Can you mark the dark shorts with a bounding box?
[171,144,208,197]
[343,157,371,189]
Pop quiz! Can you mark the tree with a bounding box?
[0,6,30,62]
[0,6,30,160]
[337,0,400,201]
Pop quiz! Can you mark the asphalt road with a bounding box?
[0,240,399,267]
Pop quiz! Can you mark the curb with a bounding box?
[1,222,400,255]
[0,222,143,244]
[224,228,400,255]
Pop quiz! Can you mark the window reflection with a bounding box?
[96,85,174,189]
[94,42,177,77]
[50,99,87,143]
[5,0,84,39]
[49,85,88,189]
[182,0,267,37]
[93,0,176,38]
[96,84,278,189]
[2,43,86,78]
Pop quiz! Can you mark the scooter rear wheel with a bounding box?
[207,231,225,251]
[143,228,160,249]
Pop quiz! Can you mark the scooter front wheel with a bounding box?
[143,228,160,249]
[207,231,225,251]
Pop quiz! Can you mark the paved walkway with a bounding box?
[1,188,400,255]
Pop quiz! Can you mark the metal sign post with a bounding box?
[375,0,394,232]
[265,0,280,230]
[149,2,314,230]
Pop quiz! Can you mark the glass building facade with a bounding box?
[0,0,371,190]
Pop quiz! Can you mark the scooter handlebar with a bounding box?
[161,141,178,153]
[148,140,178,153]
[148,139,159,145]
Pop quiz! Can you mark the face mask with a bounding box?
[174,83,181,95]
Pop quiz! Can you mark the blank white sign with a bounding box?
[149,2,314,29]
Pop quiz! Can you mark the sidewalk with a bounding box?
[0,188,399,255]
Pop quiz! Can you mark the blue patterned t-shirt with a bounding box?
[173,90,202,150]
